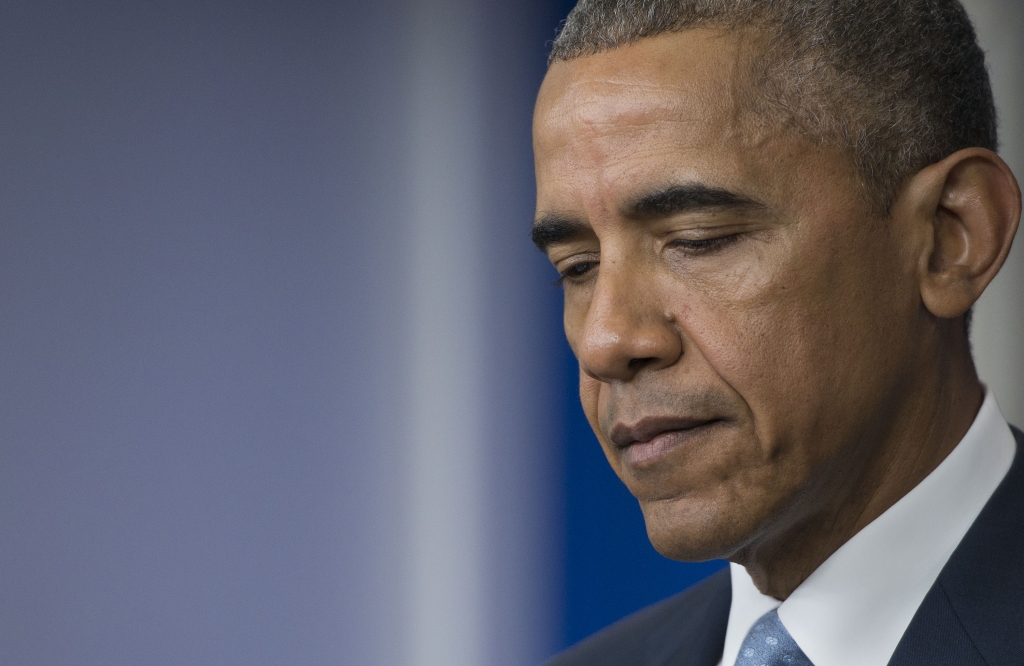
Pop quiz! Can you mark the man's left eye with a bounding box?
[670,234,740,254]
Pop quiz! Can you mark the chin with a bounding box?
[640,495,753,562]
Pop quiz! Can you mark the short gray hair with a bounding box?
[549,0,997,214]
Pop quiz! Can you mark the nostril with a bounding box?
[627,357,656,370]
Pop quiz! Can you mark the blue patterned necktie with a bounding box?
[734,609,814,666]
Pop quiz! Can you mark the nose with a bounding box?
[572,259,682,383]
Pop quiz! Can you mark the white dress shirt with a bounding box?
[717,389,1017,666]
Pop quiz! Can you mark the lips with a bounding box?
[609,416,721,467]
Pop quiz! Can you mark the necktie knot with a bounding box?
[734,609,813,666]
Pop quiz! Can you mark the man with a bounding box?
[532,1,1022,665]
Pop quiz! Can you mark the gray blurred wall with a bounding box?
[0,1,561,665]
[964,0,1024,427]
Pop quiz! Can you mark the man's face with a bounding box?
[533,29,924,561]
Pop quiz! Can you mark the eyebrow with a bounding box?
[531,183,764,252]
[531,215,588,252]
[626,183,765,218]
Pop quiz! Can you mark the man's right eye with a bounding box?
[555,260,598,286]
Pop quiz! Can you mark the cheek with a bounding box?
[666,240,807,395]
[683,299,810,448]
[666,248,842,451]
[676,224,912,460]
[578,371,600,422]
[577,372,607,450]
[578,372,624,470]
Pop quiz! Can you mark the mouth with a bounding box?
[610,416,724,468]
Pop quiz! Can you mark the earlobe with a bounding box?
[912,148,1021,319]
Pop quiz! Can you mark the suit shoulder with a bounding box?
[544,569,731,666]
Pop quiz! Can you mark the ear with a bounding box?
[898,148,1021,320]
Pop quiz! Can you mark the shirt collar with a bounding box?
[719,389,1016,666]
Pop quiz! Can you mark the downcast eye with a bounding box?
[556,260,598,285]
[670,235,741,253]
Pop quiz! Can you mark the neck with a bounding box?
[736,324,983,600]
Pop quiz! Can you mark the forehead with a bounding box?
[534,29,785,212]
[535,29,749,137]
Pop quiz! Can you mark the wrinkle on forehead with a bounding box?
[544,80,731,141]
[534,29,777,160]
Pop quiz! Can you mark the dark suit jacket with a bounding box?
[547,426,1024,666]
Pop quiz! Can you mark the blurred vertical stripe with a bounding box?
[405,1,563,664]
[406,0,486,664]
